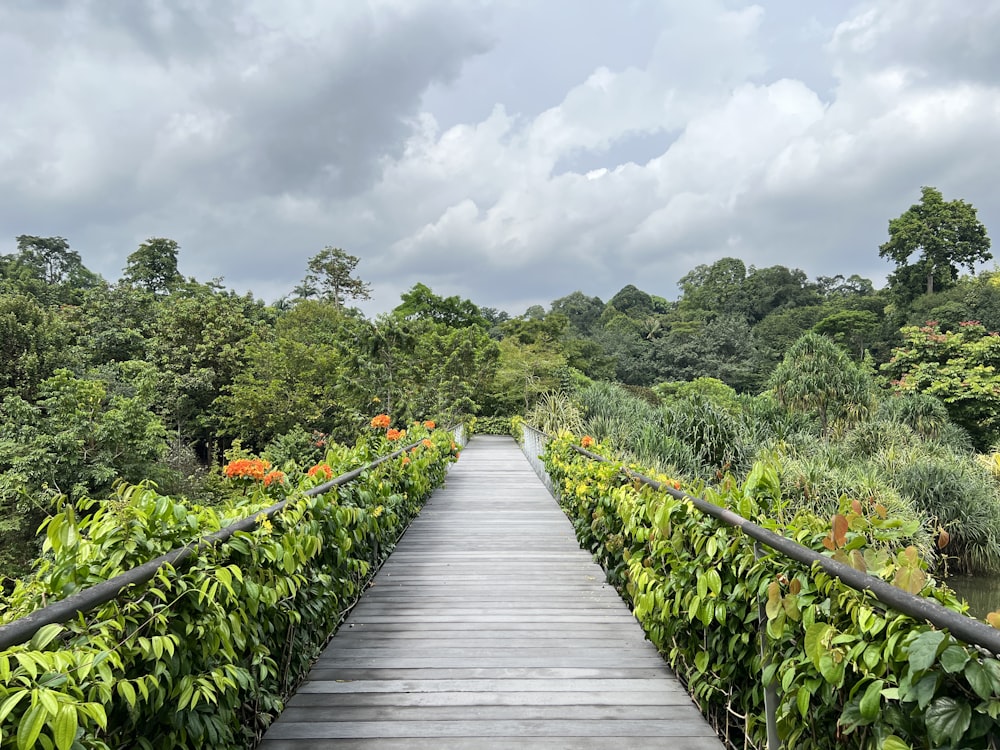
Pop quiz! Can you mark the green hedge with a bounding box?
[543,435,1000,750]
[0,425,459,749]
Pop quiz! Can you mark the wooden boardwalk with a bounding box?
[258,435,723,749]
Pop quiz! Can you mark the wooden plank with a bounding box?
[260,738,725,750]
[263,718,718,739]
[258,435,723,748]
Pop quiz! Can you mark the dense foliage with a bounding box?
[0,423,459,748]
[543,434,1000,749]
[1,186,998,746]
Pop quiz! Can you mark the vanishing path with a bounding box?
[259,435,723,749]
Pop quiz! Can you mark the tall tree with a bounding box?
[880,186,992,298]
[549,291,604,336]
[677,257,748,319]
[303,247,372,312]
[394,283,487,328]
[122,237,183,294]
[2,235,100,304]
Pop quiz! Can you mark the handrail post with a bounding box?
[756,543,780,750]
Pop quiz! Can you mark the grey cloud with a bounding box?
[3,0,1000,321]
[830,0,1000,86]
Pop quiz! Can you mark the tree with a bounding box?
[882,320,1000,449]
[122,237,183,294]
[812,310,882,359]
[880,186,992,298]
[302,247,372,312]
[2,235,101,305]
[0,292,75,398]
[770,332,875,433]
[742,265,820,323]
[677,258,748,319]
[394,283,487,328]
[549,291,604,336]
[817,274,875,299]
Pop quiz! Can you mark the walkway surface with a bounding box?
[258,435,723,749]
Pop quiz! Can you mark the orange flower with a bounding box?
[401,456,411,465]
[386,428,402,441]
[263,470,286,487]
[423,420,436,429]
[224,458,271,481]
[370,414,391,429]
[422,439,433,448]
[581,435,595,449]
[307,463,333,479]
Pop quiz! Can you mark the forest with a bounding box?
[1,184,999,586]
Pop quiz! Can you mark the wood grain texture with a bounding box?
[258,435,723,748]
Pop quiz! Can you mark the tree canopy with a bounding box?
[880,186,992,299]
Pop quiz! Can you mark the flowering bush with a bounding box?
[223,458,271,481]
[370,414,391,429]
[0,422,463,748]
[307,463,333,480]
[262,470,286,487]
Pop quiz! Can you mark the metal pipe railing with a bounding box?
[0,428,461,651]
[519,423,1000,656]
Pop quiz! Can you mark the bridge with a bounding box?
[5,426,998,748]
[258,435,724,748]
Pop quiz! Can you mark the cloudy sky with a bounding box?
[2,1,999,316]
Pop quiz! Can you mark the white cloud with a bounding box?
[2,0,999,317]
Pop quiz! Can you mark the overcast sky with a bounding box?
[2,1,999,316]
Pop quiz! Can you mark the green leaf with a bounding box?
[0,691,29,723]
[859,679,884,720]
[783,595,801,622]
[52,704,77,750]
[964,659,993,700]
[761,662,778,687]
[35,689,58,717]
[16,704,46,750]
[781,665,797,692]
[881,736,913,750]
[981,657,1000,693]
[862,643,882,670]
[28,624,64,651]
[694,651,709,673]
[938,644,970,674]
[805,623,834,669]
[796,686,811,718]
[818,650,846,687]
[687,594,702,622]
[908,673,940,710]
[704,569,722,598]
[924,696,971,745]
[117,681,137,709]
[906,629,947,672]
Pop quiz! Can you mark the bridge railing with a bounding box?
[0,430,461,651]
[0,424,464,748]
[519,422,1000,653]
[518,422,1000,749]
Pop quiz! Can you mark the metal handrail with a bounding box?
[519,423,1000,656]
[0,428,461,651]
